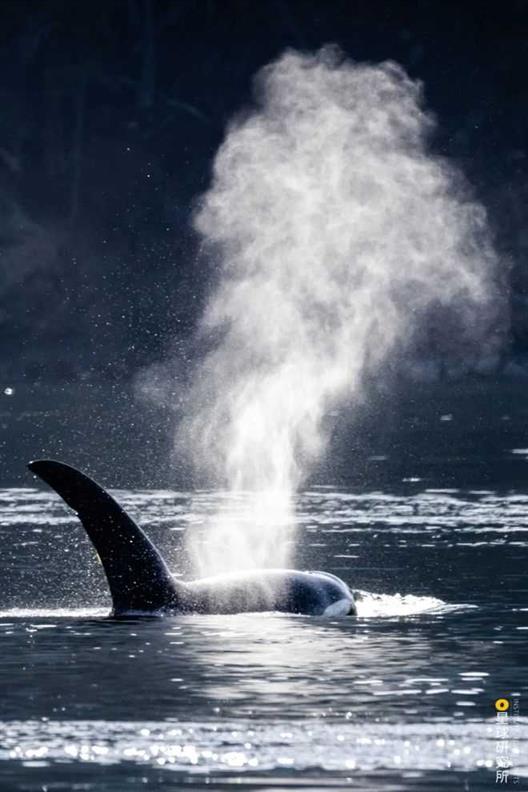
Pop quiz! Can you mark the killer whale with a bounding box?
[28,460,356,618]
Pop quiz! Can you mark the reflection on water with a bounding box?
[1,487,527,789]
[3,717,526,774]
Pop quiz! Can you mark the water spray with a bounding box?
[173,47,503,575]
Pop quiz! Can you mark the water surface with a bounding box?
[1,485,526,789]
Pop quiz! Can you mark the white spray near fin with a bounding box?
[167,47,504,576]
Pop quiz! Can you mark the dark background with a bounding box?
[1,0,528,384]
[1,0,528,487]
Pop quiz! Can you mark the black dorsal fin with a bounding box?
[28,459,186,615]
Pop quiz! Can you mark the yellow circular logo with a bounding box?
[495,698,510,712]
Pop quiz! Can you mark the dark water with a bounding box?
[0,383,527,790]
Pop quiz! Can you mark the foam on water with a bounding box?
[353,591,456,618]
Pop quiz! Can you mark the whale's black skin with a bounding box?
[28,460,356,618]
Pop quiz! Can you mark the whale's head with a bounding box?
[304,571,357,616]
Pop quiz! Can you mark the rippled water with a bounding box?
[1,484,527,790]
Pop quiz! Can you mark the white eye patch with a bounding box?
[323,598,353,617]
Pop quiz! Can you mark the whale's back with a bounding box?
[187,569,356,616]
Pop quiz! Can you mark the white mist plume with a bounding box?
[177,47,502,575]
